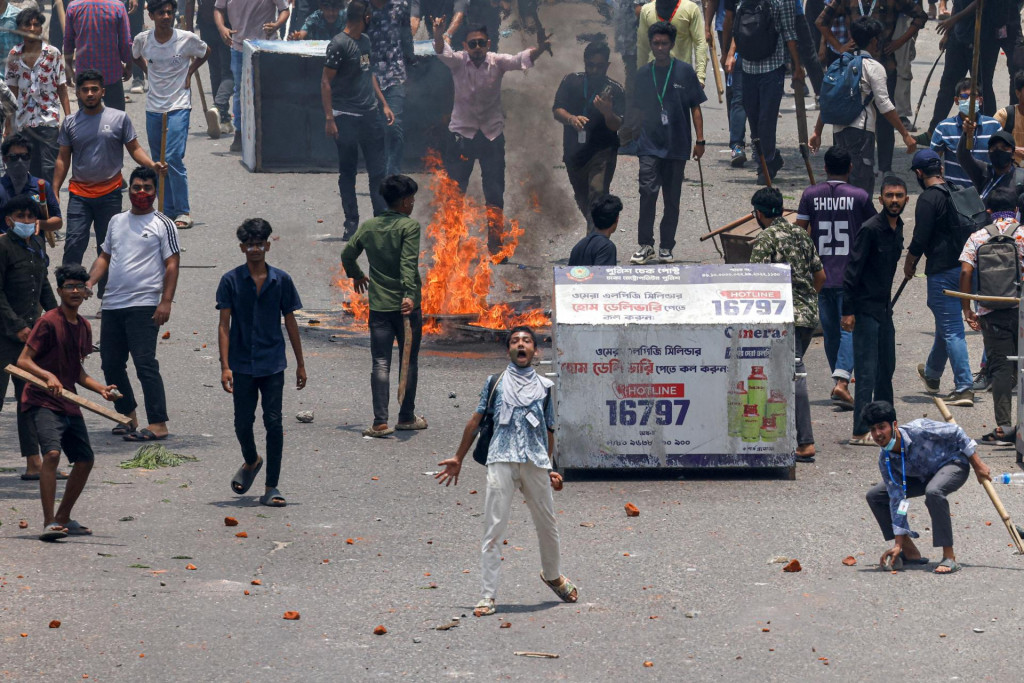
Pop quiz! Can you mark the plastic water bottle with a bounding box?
[992,473,1024,485]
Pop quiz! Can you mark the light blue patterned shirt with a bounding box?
[476,373,555,469]
[878,419,977,537]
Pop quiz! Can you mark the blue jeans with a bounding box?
[727,65,747,148]
[64,190,122,298]
[381,82,405,176]
[741,66,784,162]
[852,313,895,435]
[146,109,191,217]
[924,267,973,392]
[818,287,854,380]
[231,47,243,135]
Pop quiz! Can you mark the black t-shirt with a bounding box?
[908,184,960,275]
[568,233,617,266]
[552,73,625,166]
[633,58,706,160]
[324,32,377,116]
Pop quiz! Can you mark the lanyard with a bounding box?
[884,438,907,497]
[857,0,878,16]
[652,59,674,109]
[657,0,682,22]
[982,171,1012,199]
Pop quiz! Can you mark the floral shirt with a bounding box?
[958,217,1024,316]
[366,0,409,91]
[476,372,555,469]
[5,44,67,130]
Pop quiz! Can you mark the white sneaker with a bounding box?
[630,245,657,264]
[658,248,674,263]
[130,80,145,94]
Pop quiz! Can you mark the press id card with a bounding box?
[660,109,669,126]
[897,499,909,515]
[525,412,540,428]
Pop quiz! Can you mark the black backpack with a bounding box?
[935,183,989,246]
[975,223,1022,308]
[734,0,778,62]
[472,372,551,465]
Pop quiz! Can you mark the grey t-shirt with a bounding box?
[324,32,376,116]
[213,0,289,50]
[57,107,136,185]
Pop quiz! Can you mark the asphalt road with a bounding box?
[2,4,1024,680]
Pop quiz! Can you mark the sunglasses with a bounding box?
[466,39,487,48]
[5,153,29,161]
[61,283,88,292]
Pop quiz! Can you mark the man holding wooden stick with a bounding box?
[862,400,991,574]
[17,263,118,542]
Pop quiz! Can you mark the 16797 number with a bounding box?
[712,300,786,316]
[606,399,690,426]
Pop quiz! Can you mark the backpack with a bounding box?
[472,372,551,465]
[1006,106,1016,134]
[819,52,873,126]
[975,223,1022,308]
[934,183,990,246]
[733,0,778,62]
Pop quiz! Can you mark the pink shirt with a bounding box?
[437,42,533,141]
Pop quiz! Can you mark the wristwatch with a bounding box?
[695,140,706,145]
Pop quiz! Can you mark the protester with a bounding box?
[613,0,643,97]
[993,71,1024,152]
[903,149,974,406]
[568,194,621,266]
[368,0,412,177]
[322,0,393,241]
[808,17,916,196]
[127,1,146,98]
[635,0,707,85]
[814,0,926,174]
[340,174,426,437]
[85,166,179,442]
[957,121,1024,201]
[288,0,346,39]
[794,146,876,411]
[628,22,704,265]
[0,134,62,234]
[749,186,824,463]
[0,196,57,480]
[434,19,551,256]
[0,0,21,75]
[63,0,134,110]
[842,176,908,444]
[892,12,916,129]
[17,263,118,542]
[958,186,1022,444]
[53,70,167,298]
[863,400,991,574]
[436,326,578,618]
[410,0,466,41]
[186,0,235,136]
[6,8,71,184]
[705,0,747,166]
[930,79,1001,189]
[722,0,803,184]
[218,217,306,508]
[552,41,624,234]
[215,0,290,151]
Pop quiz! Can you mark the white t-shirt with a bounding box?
[832,55,896,135]
[101,210,181,310]
[132,29,208,113]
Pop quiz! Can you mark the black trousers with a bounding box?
[637,155,685,251]
[0,339,39,457]
[232,371,284,489]
[198,18,235,120]
[928,35,1000,134]
[874,69,898,172]
[852,312,896,436]
[369,308,422,426]
[979,308,1018,429]
[100,306,168,424]
[794,13,825,96]
[447,131,506,252]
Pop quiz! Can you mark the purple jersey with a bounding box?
[797,181,877,288]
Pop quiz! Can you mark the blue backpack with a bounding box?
[819,52,873,126]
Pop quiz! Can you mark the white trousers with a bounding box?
[480,461,561,599]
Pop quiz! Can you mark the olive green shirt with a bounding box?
[340,211,422,312]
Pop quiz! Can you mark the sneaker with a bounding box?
[805,97,819,111]
[972,369,992,392]
[220,119,234,136]
[229,131,242,152]
[917,363,940,395]
[730,144,747,168]
[341,222,358,241]
[130,79,145,94]
[767,152,785,180]
[944,389,974,407]
[658,248,674,263]
[630,245,657,264]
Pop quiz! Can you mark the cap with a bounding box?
[910,149,942,171]
[989,130,1015,148]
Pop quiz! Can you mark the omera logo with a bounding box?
[724,326,787,339]
[567,266,593,282]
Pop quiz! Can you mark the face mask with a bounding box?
[885,423,898,451]
[958,99,976,117]
[990,149,1014,168]
[6,159,28,187]
[129,191,155,211]
[11,220,34,238]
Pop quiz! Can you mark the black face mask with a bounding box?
[990,149,1014,169]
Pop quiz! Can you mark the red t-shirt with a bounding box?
[20,308,93,417]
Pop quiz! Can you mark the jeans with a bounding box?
[23,125,59,184]
[129,2,144,82]
[924,267,973,392]
[818,287,854,380]
[795,326,814,447]
[198,19,234,120]
[231,47,243,134]
[742,66,785,164]
[335,112,387,233]
[100,306,169,425]
[146,109,191,217]
[566,147,617,233]
[637,156,685,251]
[727,59,747,148]
[0,340,38,457]
[232,371,284,489]
[381,82,406,176]
[64,190,122,297]
[928,36,999,134]
[368,308,422,426]
[852,312,896,435]
[833,127,876,197]
[447,131,506,252]
[979,308,1018,430]
[874,69,899,172]
[866,461,969,547]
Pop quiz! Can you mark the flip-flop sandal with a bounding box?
[934,558,961,574]
[474,598,496,617]
[541,573,579,603]
[362,425,395,438]
[795,454,816,463]
[64,520,93,536]
[20,471,69,480]
[39,523,67,542]
[123,428,168,442]
[259,487,286,507]
[980,430,1015,444]
[848,437,877,447]
[899,552,929,565]
[174,214,194,229]
[231,457,263,495]
[396,416,428,430]
[112,424,137,436]
[830,394,854,410]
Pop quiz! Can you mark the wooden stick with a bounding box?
[398,315,412,404]
[708,38,724,104]
[4,364,132,425]
[931,394,955,423]
[699,209,798,241]
[942,289,1020,304]
[158,112,168,212]
[37,178,55,248]
[965,0,985,150]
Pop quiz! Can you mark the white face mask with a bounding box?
[11,220,34,239]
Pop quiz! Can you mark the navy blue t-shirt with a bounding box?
[634,58,707,160]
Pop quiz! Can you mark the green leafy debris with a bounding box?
[119,445,198,469]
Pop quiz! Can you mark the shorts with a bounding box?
[28,407,94,463]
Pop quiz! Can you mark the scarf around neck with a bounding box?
[498,361,553,426]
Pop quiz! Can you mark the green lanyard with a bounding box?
[652,60,674,110]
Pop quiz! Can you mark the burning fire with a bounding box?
[335,151,550,334]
